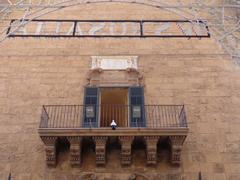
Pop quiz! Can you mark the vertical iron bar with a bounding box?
[101,104,103,127]
[144,105,146,127]
[69,105,73,128]
[73,105,76,128]
[174,106,178,127]
[73,21,77,36]
[55,105,59,128]
[47,106,51,128]
[43,105,49,128]
[110,104,112,126]
[105,104,107,127]
[167,106,171,127]
[78,105,81,128]
[164,106,168,127]
[63,105,66,128]
[102,104,104,127]
[60,105,64,128]
[103,104,105,127]
[179,106,184,127]
[157,105,160,128]
[170,106,174,127]
[6,19,14,35]
[140,21,143,37]
[65,106,68,128]
[52,106,56,128]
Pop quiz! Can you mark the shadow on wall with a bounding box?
[54,137,173,170]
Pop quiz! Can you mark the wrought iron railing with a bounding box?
[39,105,187,128]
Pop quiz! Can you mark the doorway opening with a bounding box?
[100,88,128,127]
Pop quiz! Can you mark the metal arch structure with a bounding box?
[0,0,239,64]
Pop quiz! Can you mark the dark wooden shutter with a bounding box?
[129,86,145,127]
[83,87,99,127]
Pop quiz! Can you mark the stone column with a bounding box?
[119,136,134,166]
[93,136,108,166]
[67,136,82,167]
[40,136,57,167]
[144,136,159,165]
[169,135,186,165]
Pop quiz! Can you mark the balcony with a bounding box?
[38,104,188,167]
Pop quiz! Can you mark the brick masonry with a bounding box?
[0,2,240,180]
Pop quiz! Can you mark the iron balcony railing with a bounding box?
[39,105,187,129]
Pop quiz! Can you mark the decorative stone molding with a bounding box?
[87,56,143,86]
[86,67,103,85]
[168,136,186,165]
[87,69,144,86]
[93,136,108,166]
[126,67,144,86]
[91,56,138,70]
[144,136,159,165]
[119,136,134,166]
[40,136,57,167]
[67,136,82,167]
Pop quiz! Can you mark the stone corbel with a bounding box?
[86,68,103,85]
[126,68,144,86]
[119,136,134,166]
[144,136,159,165]
[169,136,186,165]
[40,136,57,167]
[67,136,82,167]
[93,136,108,166]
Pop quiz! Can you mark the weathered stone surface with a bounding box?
[213,163,225,173]
[0,1,240,179]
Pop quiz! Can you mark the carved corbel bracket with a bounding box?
[119,136,134,166]
[93,136,108,166]
[169,136,186,165]
[87,68,103,85]
[67,136,82,167]
[144,136,159,165]
[40,136,57,167]
[126,68,144,86]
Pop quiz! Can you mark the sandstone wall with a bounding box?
[0,3,240,180]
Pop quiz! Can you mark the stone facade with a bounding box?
[0,2,240,180]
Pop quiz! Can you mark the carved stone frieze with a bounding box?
[67,136,82,167]
[93,136,108,166]
[119,136,134,166]
[40,136,57,167]
[168,135,186,165]
[144,136,159,165]
[91,56,138,70]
